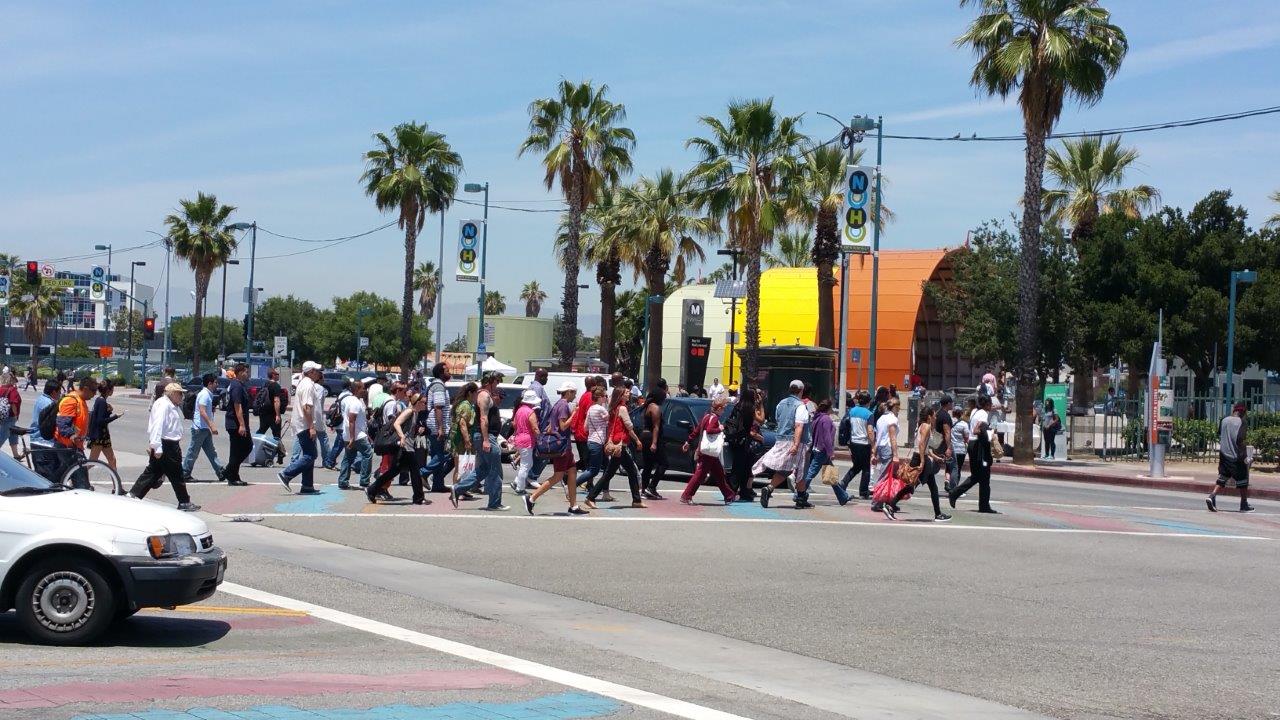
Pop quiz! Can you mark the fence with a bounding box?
[1065,393,1280,463]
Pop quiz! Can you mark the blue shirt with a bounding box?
[193,387,215,431]
[847,405,873,445]
[30,394,54,442]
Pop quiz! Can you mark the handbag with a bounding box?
[456,453,476,478]
[819,464,839,486]
[989,430,1005,459]
[536,429,571,458]
[698,415,725,457]
[373,423,401,456]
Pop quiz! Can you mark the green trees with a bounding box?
[763,230,813,269]
[164,192,238,374]
[362,121,462,372]
[686,99,807,384]
[520,280,547,318]
[170,316,242,365]
[957,0,1128,462]
[483,291,506,315]
[251,295,322,361]
[413,261,442,323]
[520,80,635,368]
[1042,135,1160,242]
[8,272,62,373]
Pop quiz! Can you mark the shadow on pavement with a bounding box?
[0,613,232,647]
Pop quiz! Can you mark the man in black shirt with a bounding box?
[223,363,252,486]
[256,368,287,464]
[935,395,955,492]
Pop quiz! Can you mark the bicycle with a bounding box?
[9,427,124,495]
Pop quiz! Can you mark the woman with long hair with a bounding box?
[724,389,758,501]
[87,379,120,470]
[884,405,949,522]
[584,387,645,509]
[449,382,478,493]
[366,392,431,505]
[573,384,609,496]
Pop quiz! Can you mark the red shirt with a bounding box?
[569,397,592,442]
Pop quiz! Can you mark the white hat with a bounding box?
[789,379,804,391]
[520,389,543,407]
[557,381,577,394]
[302,361,322,372]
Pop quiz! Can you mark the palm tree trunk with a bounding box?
[742,235,763,388]
[644,270,664,390]
[559,173,584,370]
[1013,130,1048,464]
[599,261,617,371]
[401,222,418,373]
[191,268,211,374]
[814,207,839,350]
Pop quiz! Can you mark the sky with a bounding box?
[3,0,1279,347]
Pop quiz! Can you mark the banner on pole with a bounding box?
[839,166,875,254]
[0,274,8,308]
[90,266,106,301]
[456,219,482,282]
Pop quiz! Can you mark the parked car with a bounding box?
[321,372,350,397]
[629,396,776,476]
[180,376,230,419]
[0,453,227,644]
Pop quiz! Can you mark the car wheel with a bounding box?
[15,558,117,645]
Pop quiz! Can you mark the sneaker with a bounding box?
[277,472,291,491]
[795,500,814,509]
[859,492,872,500]
[378,491,395,502]
[524,495,535,515]
[934,513,952,523]
[227,479,248,487]
[882,505,896,521]
[642,488,663,500]
[679,497,694,505]
[485,505,510,512]
[568,505,589,515]
[760,486,773,508]
[365,489,378,504]
[509,482,524,495]
[1206,496,1217,512]
[1240,504,1255,513]
[338,482,350,490]
[449,488,459,509]
[948,493,958,509]
[298,487,321,495]
[977,508,1000,514]
[177,502,201,512]
[181,475,195,484]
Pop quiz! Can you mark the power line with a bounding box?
[35,239,164,265]
[256,220,398,243]
[881,104,1280,142]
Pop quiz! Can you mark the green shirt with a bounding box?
[451,400,475,454]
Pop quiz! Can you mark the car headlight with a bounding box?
[146,533,198,559]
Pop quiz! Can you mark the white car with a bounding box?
[0,454,226,645]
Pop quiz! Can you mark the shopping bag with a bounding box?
[456,453,476,478]
[819,464,839,486]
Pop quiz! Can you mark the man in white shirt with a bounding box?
[128,383,199,511]
[279,361,325,495]
[337,380,372,490]
[707,378,727,403]
[182,373,228,484]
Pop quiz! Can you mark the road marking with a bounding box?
[220,581,751,720]
[240,512,1271,540]
[141,604,309,617]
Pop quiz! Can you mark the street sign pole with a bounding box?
[868,116,883,391]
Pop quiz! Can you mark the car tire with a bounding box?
[15,557,117,645]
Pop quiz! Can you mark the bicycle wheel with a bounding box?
[60,460,124,495]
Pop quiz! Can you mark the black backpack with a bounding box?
[38,400,59,440]
[837,414,852,446]
[253,383,274,416]
[326,393,347,429]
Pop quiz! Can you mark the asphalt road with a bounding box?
[4,389,1278,719]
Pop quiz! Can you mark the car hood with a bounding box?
[15,490,208,535]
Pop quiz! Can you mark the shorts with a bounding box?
[552,450,575,473]
[1216,454,1248,488]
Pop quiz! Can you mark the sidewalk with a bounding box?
[991,457,1280,501]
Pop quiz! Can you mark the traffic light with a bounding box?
[25,261,38,285]
[143,317,156,340]
[243,314,249,339]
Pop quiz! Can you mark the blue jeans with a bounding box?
[181,427,225,479]
[337,436,373,487]
[324,427,344,467]
[283,431,317,489]
[575,442,604,490]
[798,449,830,503]
[0,419,14,450]
[422,433,454,490]
[453,432,503,509]
[291,428,330,465]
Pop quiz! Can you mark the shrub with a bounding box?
[1252,426,1280,466]
[1173,418,1216,455]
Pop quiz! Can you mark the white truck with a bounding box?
[0,454,226,644]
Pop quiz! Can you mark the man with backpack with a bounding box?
[322,378,352,470]
[255,368,288,465]
[420,362,454,494]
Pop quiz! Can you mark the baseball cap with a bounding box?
[164,383,184,394]
[789,379,804,391]
[302,360,322,372]
[557,381,577,393]
[1233,402,1247,413]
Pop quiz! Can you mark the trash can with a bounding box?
[736,344,837,420]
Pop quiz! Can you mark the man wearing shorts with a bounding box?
[1208,403,1253,513]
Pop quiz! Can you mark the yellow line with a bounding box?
[142,605,310,617]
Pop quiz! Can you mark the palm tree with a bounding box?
[958,0,1127,463]
[483,291,506,316]
[686,98,808,385]
[9,277,62,375]
[1264,190,1280,229]
[1042,135,1159,242]
[164,192,237,374]
[363,121,463,372]
[519,80,635,369]
[520,280,547,318]
[413,261,442,323]
[763,229,813,269]
[557,187,629,369]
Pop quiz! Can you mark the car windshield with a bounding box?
[0,453,60,494]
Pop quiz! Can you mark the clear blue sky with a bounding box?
[3,0,1278,346]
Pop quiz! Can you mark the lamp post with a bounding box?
[355,307,372,369]
[716,248,742,388]
[128,261,145,363]
[93,244,112,376]
[463,182,489,363]
[226,222,257,367]
[218,259,240,361]
[145,231,173,367]
[436,212,445,364]
[1225,269,1257,403]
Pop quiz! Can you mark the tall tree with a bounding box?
[1265,190,1280,229]
[413,261,442,324]
[519,80,635,368]
[763,230,813,269]
[687,98,807,385]
[1042,134,1159,242]
[520,280,547,317]
[616,169,715,386]
[362,121,462,371]
[164,192,237,374]
[483,291,506,315]
[957,0,1127,463]
[8,273,62,373]
[252,295,322,361]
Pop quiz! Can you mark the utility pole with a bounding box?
[1225,269,1257,403]
[436,212,445,364]
[868,116,884,392]
[464,182,490,364]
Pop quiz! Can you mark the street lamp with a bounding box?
[93,244,112,352]
[463,182,489,362]
[128,261,145,364]
[355,307,372,369]
[1225,269,1257,403]
[226,222,257,366]
[716,248,744,387]
[144,230,173,366]
[219,259,240,361]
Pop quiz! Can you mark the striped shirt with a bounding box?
[424,379,451,433]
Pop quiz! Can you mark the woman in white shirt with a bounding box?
[573,385,609,495]
[948,408,970,492]
[869,397,900,511]
[127,383,198,511]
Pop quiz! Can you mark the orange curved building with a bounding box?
[721,248,977,391]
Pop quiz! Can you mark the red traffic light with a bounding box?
[143,317,156,340]
[25,261,39,284]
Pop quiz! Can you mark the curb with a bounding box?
[991,462,1280,501]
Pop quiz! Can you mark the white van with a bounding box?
[510,372,597,400]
